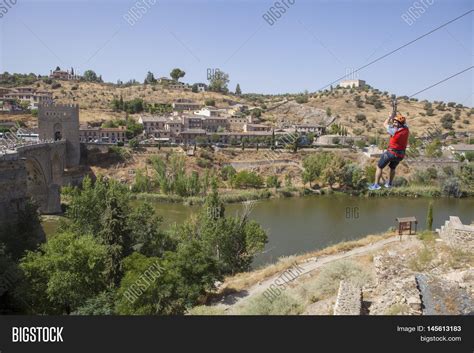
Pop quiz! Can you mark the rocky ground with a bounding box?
[198,230,473,315]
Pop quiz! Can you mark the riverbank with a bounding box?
[132,187,303,205]
[131,184,473,206]
[190,226,474,315]
[215,231,395,294]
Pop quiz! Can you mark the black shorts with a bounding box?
[377,151,403,170]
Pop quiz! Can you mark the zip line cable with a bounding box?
[316,9,473,92]
[402,66,473,123]
[408,66,473,98]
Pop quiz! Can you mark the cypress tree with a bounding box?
[426,202,433,231]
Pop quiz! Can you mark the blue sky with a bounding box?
[0,0,472,104]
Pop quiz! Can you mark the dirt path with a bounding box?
[215,236,401,312]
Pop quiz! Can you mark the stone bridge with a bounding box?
[0,104,80,221]
[17,141,67,214]
[0,140,68,216]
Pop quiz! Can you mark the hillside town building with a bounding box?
[0,87,53,111]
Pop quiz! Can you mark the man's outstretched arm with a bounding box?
[384,116,396,136]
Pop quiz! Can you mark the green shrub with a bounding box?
[197,158,212,168]
[465,152,474,162]
[441,177,462,197]
[220,165,236,181]
[392,176,408,187]
[364,165,376,184]
[231,171,264,189]
[295,95,309,104]
[266,175,281,189]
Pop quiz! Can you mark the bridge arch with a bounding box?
[25,157,49,212]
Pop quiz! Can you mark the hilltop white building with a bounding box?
[340,79,366,88]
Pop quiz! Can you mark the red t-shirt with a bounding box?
[388,126,409,151]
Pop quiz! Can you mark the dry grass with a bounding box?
[235,292,304,315]
[186,305,227,316]
[384,303,411,315]
[296,259,373,304]
[446,247,474,269]
[408,245,435,272]
[219,232,393,293]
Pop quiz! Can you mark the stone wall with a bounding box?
[437,216,474,251]
[0,155,27,224]
[333,280,362,315]
[38,104,80,168]
[370,252,422,315]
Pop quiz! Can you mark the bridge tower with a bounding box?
[38,104,80,167]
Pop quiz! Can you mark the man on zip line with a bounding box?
[368,105,410,190]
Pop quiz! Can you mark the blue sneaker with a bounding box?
[384,182,392,188]
[368,183,381,190]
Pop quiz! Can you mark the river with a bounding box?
[42,195,474,268]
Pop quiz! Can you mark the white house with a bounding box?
[339,79,366,88]
[447,144,474,157]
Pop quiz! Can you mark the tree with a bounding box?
[235,83,242,95]
[342,164,366,190]
[465,152,474,162]
[440,113,454,129]
[115,244,218,315]
[457,163,473,189]
[426,202,433,231]
[83,70,99,82]
[205,99,216,107]
[189,185,267,274]
[64,177,135,288]
[128,138,139,149]
[321,155,346,188]
[251,108,262,120]
[0,201,43,261]
[302,153,334,187]
[170,68,185,82]
[72,290,116,315]
[208,70,229,93]
[100,193,132,287]
[144,71,156,84]
[19,232,107,314]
